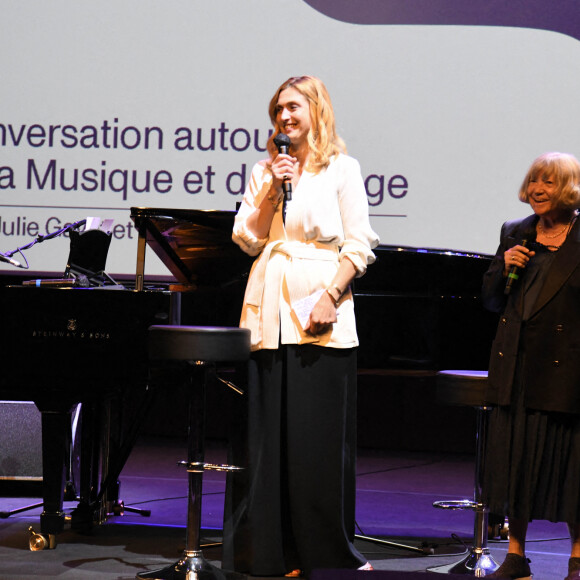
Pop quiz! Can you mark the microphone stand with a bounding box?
[1,219,87,270]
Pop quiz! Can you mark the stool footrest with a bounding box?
[433,499,477,510]
[178,461,244,473]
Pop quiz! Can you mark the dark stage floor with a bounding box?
[0,436,573,579]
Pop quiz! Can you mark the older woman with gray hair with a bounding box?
[482,152,580,580]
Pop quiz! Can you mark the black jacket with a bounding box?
[483,214,580,414]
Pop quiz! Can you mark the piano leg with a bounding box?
[35,401,75,539]
[95,388,154,520]
[71,394,152,527]
[70,401,102,532]
[98,394,122,522]
[31,388,154,547]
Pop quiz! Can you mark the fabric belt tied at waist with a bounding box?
[245,240,339,307]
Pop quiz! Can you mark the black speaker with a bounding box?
[0,401,42,481]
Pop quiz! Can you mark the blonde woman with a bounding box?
[222,76,378,578]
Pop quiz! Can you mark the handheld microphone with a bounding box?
[0,253,22,268]
[273,133,292,201]
[504,228,536,295]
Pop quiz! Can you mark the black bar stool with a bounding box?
[428,370,499,576]
[136,325,250,580]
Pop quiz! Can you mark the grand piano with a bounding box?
[0,206,497,544]
[0,207,253,543]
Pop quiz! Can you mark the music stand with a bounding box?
[64,229,113,287]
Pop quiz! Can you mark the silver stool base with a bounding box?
[429,550,498,577]
[136,550,246,580]
[429,501,499,576]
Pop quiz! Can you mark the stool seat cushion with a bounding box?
[148,325,251,363]
[436,370,489,407]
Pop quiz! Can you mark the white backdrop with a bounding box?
[1,0,580,276]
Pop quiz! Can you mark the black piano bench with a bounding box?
[427,370,499,577]
[136,325,250,580]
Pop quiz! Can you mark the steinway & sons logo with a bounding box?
[31,318,111,340]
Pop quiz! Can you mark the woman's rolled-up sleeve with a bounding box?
[232,163,271,256]
[482,221,511,313]
[337,157,379,276]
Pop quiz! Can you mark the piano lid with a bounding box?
[130,207,252,287]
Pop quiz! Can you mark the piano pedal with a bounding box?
[28,526,56,551]
[110,500,151,518]
[63,481,78,502]
[70,502,96,533]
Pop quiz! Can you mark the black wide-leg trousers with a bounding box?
[223,343,365,577]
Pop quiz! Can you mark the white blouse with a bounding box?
[233,153,379,351]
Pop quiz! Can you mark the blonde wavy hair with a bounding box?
[519,152,580,209]
[267,76,346,173]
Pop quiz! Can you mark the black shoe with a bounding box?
[487,553,532,579]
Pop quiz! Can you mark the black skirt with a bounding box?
[483,366,580,523]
